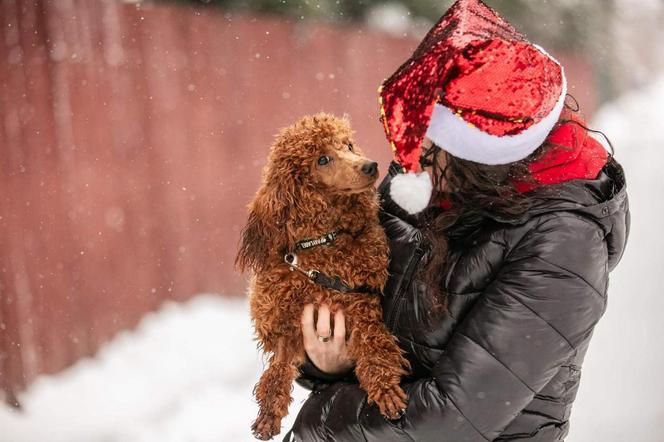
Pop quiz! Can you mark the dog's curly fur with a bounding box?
[236,113,410,440]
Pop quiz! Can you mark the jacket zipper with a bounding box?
[386,247,424,332]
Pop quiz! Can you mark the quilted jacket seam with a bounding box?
[502,216,548,263]
[495,214,604,352]
[435,384,492,442]
[530,256,605,299]
[457,331,536,394]
[503,212,601,263]
[499,288,576,351]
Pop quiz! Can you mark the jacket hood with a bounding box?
[496,157,629,271]
[380,157,630,272]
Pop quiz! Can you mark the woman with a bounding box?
[289,1,630,440]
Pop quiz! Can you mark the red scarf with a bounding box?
[513,116,609,193]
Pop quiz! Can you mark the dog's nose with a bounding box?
[362,161,378,176]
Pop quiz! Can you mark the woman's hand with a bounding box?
[301,303,354,375]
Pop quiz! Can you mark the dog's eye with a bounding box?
[347,143,354,152]
[318,155,331,166]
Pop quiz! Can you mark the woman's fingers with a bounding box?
[333,309,346,346]
[316,303,331,338]
[301,303,349,349]
[301,304,316,348]
[300,304,355,375]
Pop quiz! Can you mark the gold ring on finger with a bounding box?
[317,334,331,343]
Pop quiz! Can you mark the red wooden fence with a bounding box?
[0,0,596,403]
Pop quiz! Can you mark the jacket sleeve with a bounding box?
[292,214,608,442]
[295,354,356,391]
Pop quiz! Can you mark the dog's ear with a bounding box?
[235,178,294,273]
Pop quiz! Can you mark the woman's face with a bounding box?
[419,137,448,191]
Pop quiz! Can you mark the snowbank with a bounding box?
[0,295,309,442]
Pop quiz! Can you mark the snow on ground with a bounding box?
[0,295,309,442]
[2,79,664,442]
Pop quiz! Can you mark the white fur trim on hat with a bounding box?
[425,60,567,166]
[389,171,433,215]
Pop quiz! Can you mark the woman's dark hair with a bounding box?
[416,95,614,327]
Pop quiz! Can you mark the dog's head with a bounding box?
[235,113,379,273]
[269,113,379,194]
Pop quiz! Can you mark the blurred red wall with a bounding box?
[0,0,596,401]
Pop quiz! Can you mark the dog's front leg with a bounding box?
[349,315,410,420]
[252,337,301,440]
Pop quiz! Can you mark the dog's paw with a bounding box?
[251,410,282,440]
[370,384,408,420]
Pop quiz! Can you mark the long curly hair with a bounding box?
[416,99,614,324]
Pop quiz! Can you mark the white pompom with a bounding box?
[389,171,433,215]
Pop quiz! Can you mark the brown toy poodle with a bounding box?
[235,113,410,440]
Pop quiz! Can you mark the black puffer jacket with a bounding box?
[291,157,629,442]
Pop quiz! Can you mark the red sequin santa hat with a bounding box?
[381,0,567,213]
